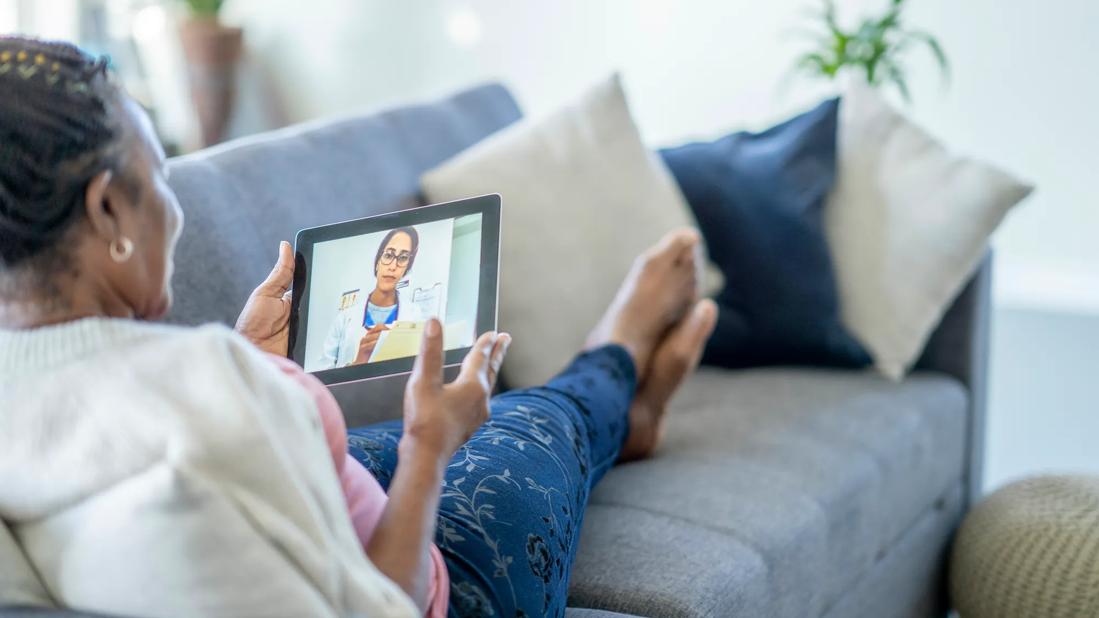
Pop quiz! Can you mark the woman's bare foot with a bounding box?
[619,298,717,462]
[584,228,703,377]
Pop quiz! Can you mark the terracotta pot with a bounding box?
[179,18,243,147]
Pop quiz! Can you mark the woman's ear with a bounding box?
[85,169,140,244]
[83,169,120,243]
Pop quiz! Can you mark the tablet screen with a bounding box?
[289,195,500,384]
[303,213,481,372]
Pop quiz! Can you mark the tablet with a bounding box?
[288,194,501,385]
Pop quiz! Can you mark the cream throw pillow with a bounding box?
[826,84,1033,379]
[0,520,53,607]
[422,75,710,388]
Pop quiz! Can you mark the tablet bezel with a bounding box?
[288,194,501,385]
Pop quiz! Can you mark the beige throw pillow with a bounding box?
[0,520,53,607]
[825,84,1033,379]
[422,75,710,388]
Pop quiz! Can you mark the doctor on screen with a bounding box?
[320,226,422,368]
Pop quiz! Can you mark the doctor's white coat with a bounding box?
[318,291,420,369]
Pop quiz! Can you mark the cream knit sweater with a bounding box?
[0,318,417,618]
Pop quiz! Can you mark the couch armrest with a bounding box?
[914,252,992,507]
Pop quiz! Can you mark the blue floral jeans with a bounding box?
[347,344,637,618]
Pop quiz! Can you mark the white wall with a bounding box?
[444,214,482,349]
[223,0,1098,315]
[900,0,1099,315]
[985,309,1099,491]
[4,0,1093,305]
[1,0,79,38]
[0,2,17,32]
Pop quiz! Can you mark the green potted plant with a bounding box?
[794,0,948,101]
[179,0,241,146]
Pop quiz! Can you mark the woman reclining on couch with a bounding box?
[0,37,716,618]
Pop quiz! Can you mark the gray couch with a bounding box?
[0,83,988,618]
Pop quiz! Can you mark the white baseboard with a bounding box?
[993,257,1099,315]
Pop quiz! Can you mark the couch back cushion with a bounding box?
[165,83,522,328]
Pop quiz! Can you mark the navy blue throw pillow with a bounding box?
[660,98,870,368]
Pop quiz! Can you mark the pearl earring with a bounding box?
[109,236,134,263]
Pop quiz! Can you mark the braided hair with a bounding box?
[0,36,130,273]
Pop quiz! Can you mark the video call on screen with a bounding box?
[303,214,483,373]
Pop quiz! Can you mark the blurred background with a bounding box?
[2,0,1095,492]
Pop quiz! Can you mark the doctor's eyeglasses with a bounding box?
[379,249,413,267]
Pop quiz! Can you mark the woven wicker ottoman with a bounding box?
[950,475,1099,617]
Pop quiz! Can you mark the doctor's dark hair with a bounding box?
[373,226,420,276]
[0,36,131,273]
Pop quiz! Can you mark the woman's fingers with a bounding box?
[486,333,511,389]
[411,318,445,389]
[258,241,294,296]
[458,330,498,388]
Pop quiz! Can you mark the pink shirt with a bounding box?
[268,355,449,617]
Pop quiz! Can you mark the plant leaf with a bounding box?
[886,62,912,103]
[822,0,845,39]
[876,5,903,33]
[796,51,838,78]
[789,0,943,97]
[904,29,951,80]
[796,52,827,70]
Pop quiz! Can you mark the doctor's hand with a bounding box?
[400,319,511,461]
[235,241,294,356]
[353,324,389,365]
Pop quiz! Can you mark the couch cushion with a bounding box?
[825,84,1031,379]
[570,505,772,617]
[822,482,963,618]
[660,98,870,370]
[568,367,967,617]
[0,521,52,608]
[165,83,521,329]
[422,74,715,389]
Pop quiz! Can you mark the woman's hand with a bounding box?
[401,319,511,461]
[353,324,389,365]
[235,241,294,356]
[365,320,509,610]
